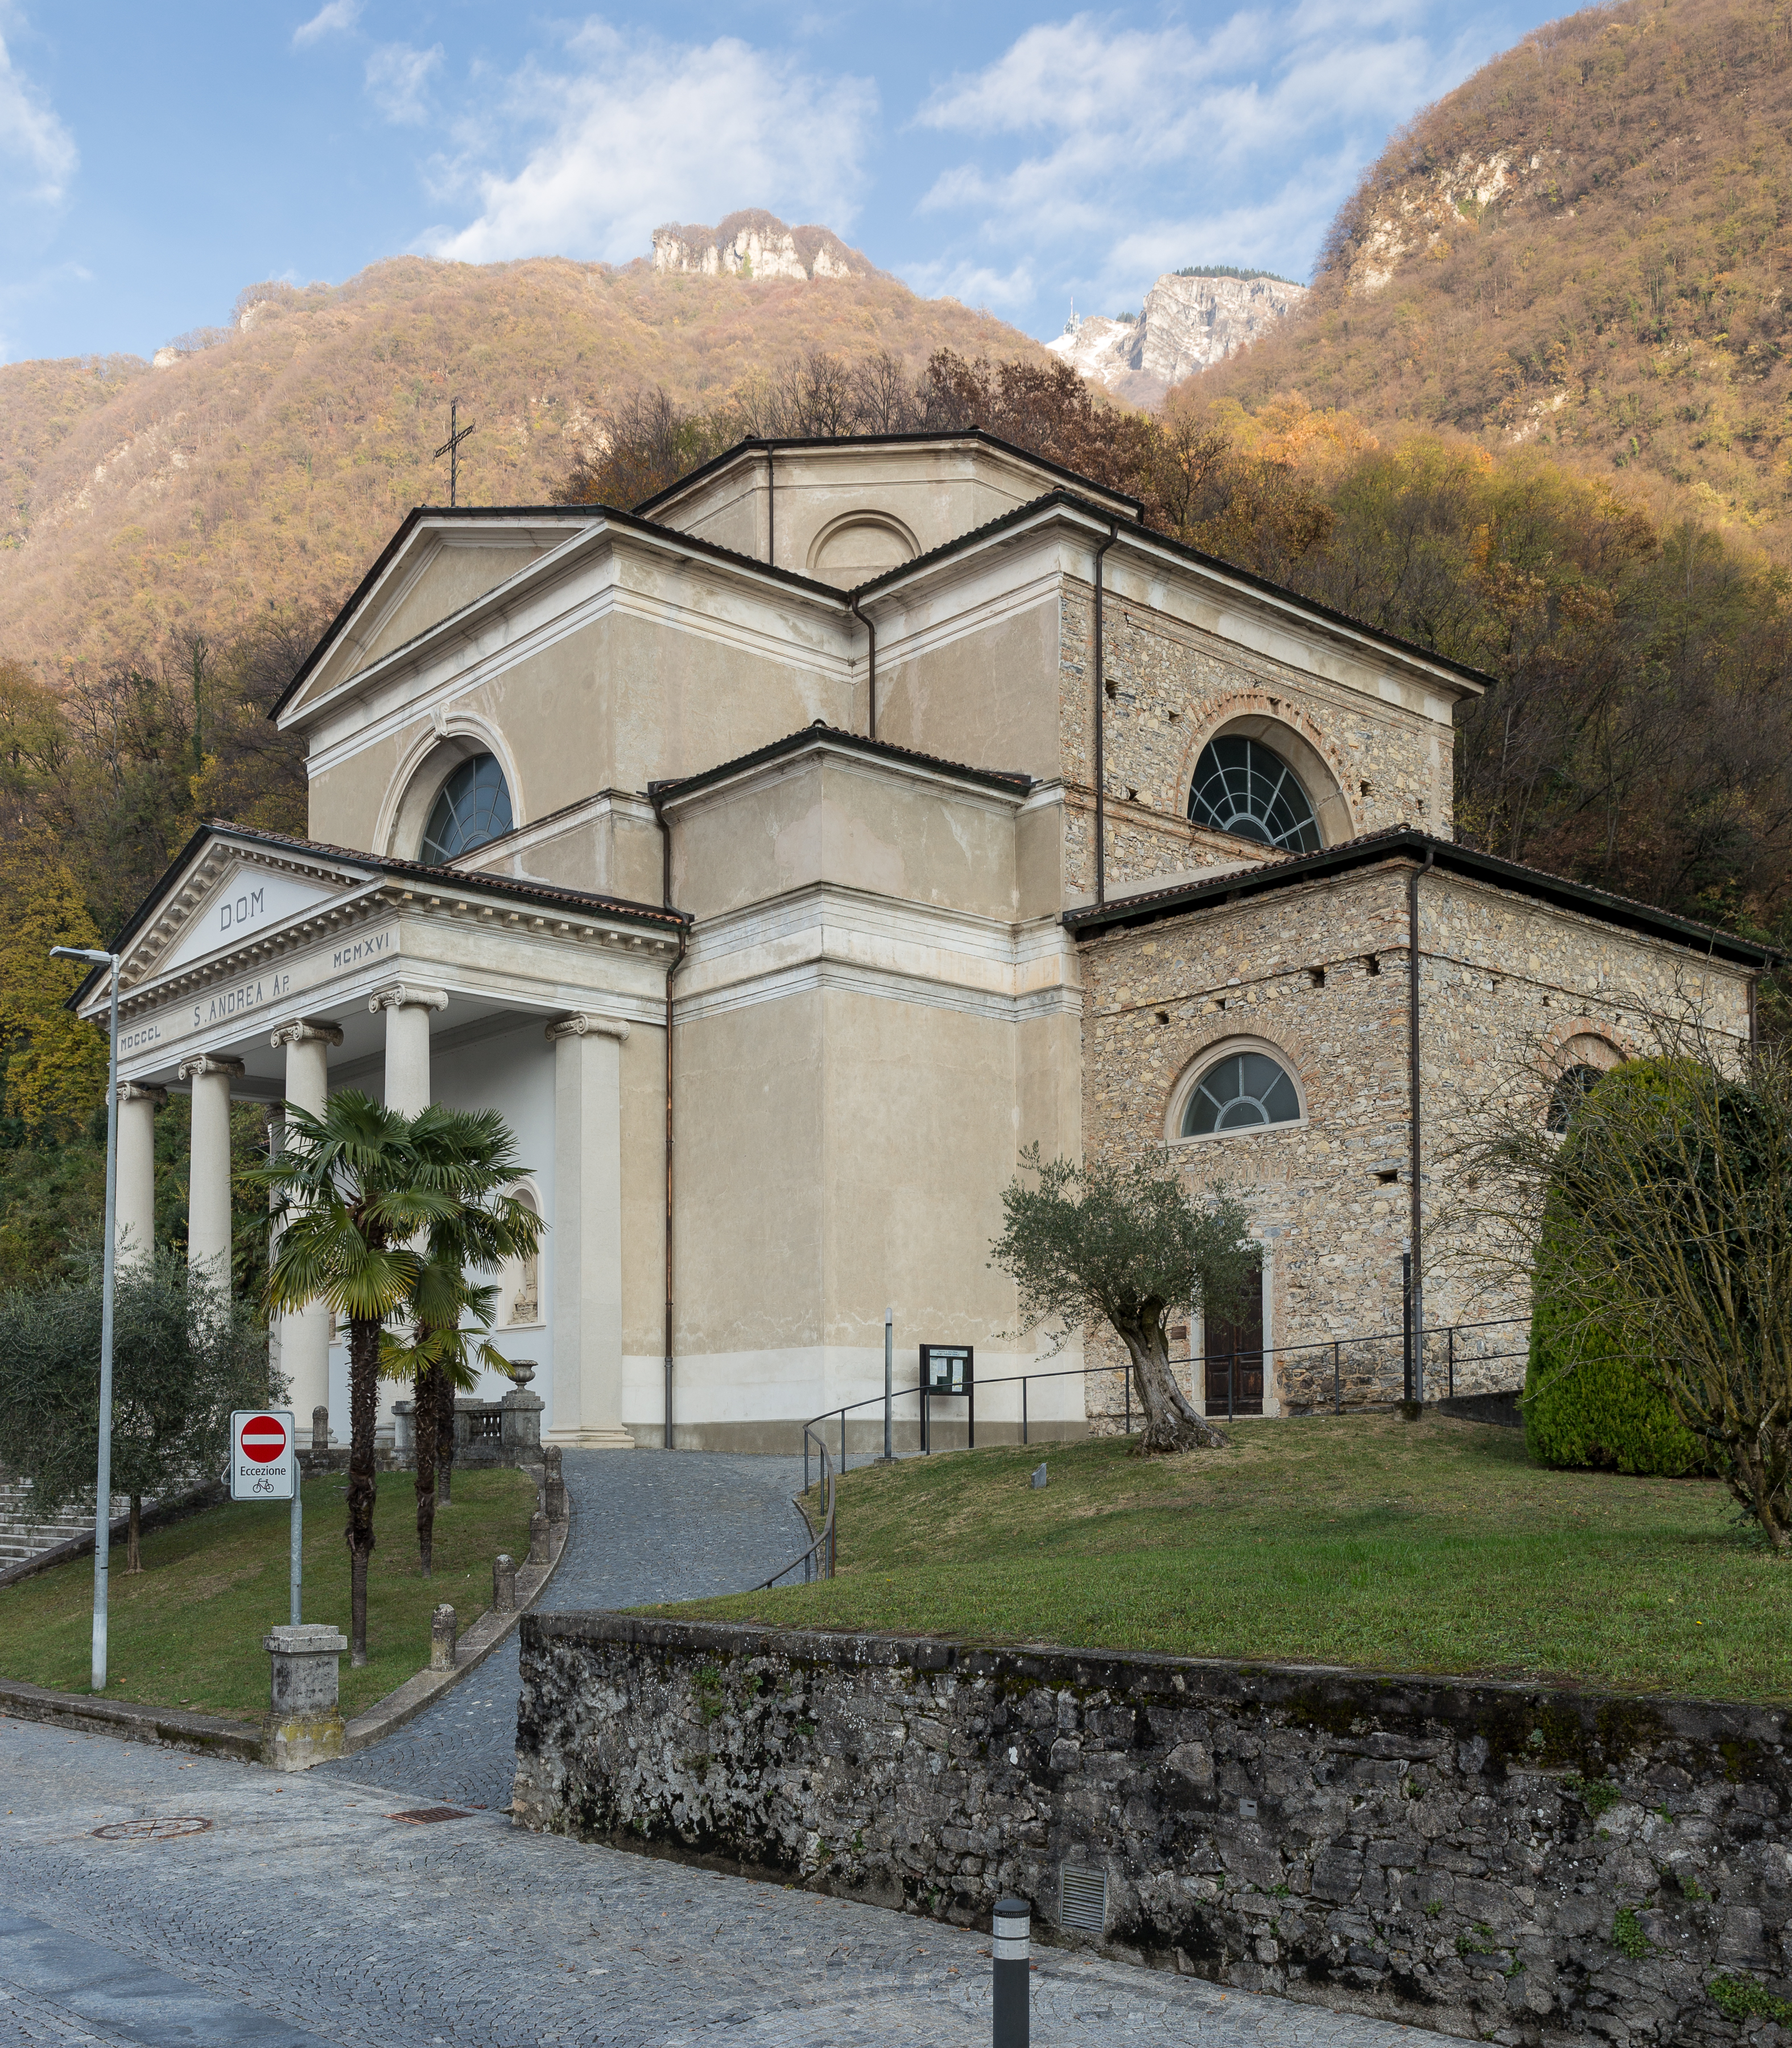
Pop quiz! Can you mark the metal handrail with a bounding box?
[757,1424,836,1588]
[798,1312,1531,1467]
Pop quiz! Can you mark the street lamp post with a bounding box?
[53,943,121,1692]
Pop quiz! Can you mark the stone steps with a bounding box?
[0,1482,127,1567]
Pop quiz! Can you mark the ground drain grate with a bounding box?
[389,1806,473,1825]
[91,1816,212,1841]
[1059,1864,1108,1933]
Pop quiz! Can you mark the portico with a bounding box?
[86,823,679,1447]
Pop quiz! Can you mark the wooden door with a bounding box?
[1204,1263,1264,1417]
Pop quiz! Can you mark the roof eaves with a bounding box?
[67,820,687,1014]
[629,428,1146,521]
[1063,827,1777,967]
[270,501,850,725]
[854,493,1495,696]
[651,721,1034,807]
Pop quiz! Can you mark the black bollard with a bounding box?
[992,1896,1030,2047]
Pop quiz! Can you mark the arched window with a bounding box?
[1188,736,1321,853]
[1546,1064,1605,1135]
[1182,1050,1302,1137]
[421,754,513,864]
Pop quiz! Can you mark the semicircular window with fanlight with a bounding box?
[1188,735,1321,853]
[421,754,513,864]
[1180,1049,1303,1137]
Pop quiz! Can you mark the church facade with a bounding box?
[79,433,1768,1450]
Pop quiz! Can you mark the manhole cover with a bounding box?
[91,1816,212,1841]
[389,1806,472,1826]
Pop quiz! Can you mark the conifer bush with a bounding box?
[1525,1063,1720,1477]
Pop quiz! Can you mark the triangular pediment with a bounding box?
[121,844,363,992]
[279,511,597,724]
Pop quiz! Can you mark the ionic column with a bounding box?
[269,1020,344,1428]
[115,1083,166,1269]
[369,984,448,1116]
[178,1054,245,1286]
[546,1014,633,1448]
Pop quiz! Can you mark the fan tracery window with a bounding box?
[1181,1050,1303,1137]
[1188,736,1321,853]
[421,754,513,864]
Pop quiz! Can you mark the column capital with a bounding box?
[270,1017,344,1051]
[177,1054,246,1082]
[546,1012,630,1044]
[369,984,448,1016]
[118,1081,167,1106]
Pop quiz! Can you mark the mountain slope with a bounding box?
[1191,0,1792,550]
[0,239,1045,676]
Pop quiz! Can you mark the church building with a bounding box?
[77,433,1768,1449]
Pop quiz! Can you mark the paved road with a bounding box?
[0,1450,1452,2046]
[312,1450,811,1811]
[0,1717,1446,2048]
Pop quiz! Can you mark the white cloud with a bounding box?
[366,42,441,126]
[0,27,75,208]
[291,0,361,49]
[422,20,875,266]
[913,7,1505,326]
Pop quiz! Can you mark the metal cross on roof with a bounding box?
[432,397,476,506]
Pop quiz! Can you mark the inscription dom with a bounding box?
[219,886,266,934]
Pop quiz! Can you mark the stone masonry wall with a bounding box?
[515,1613,1792,2047]
[1076,856,1754,1417]
[1057,582,1454,898]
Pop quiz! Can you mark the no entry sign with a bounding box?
[230,1410,296,1500]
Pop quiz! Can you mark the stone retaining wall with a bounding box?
[514,1613,1791,2046]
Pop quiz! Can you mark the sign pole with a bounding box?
[883,1306,893,1461]
[53,944,121,1693]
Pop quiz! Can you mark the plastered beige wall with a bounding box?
[357,540,556,669]
[668,751,1023,922]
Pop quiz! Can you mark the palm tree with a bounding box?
[382,1258,514,1575]
[257,1092,542,1665]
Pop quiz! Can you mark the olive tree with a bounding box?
[0,1252,279,1570]
[989,1145,1257,1454]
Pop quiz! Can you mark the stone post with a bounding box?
[179,1054,245,1287]
[115,1082,165,1268]
[499,1363,544,1458]
[430,1603,457,1672]
[392,1401,415,1459]
[263,1624,348,1770]
[542,1444,567,1524]
[312,1405,330,1451]
[493,1554,518,1613]
[527,1509,550,1569]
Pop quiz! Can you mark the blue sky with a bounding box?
[1,0,1566,365]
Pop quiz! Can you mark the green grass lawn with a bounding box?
[662,1416,1792,1702]
[0,1468,536,1722]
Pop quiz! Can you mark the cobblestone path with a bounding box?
[0,1719,1446,2047]
[312,1450,811,1811]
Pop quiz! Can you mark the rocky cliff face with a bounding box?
[651,209,875,284]
[1048,271,1308,402]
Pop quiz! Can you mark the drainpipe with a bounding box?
[765,446,775,567]
[648,783,688,1450]
[1407,840,1434,1398]
[1092,523,1118,905]
[848,594,877,741]
[1748,971,1759,1052]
